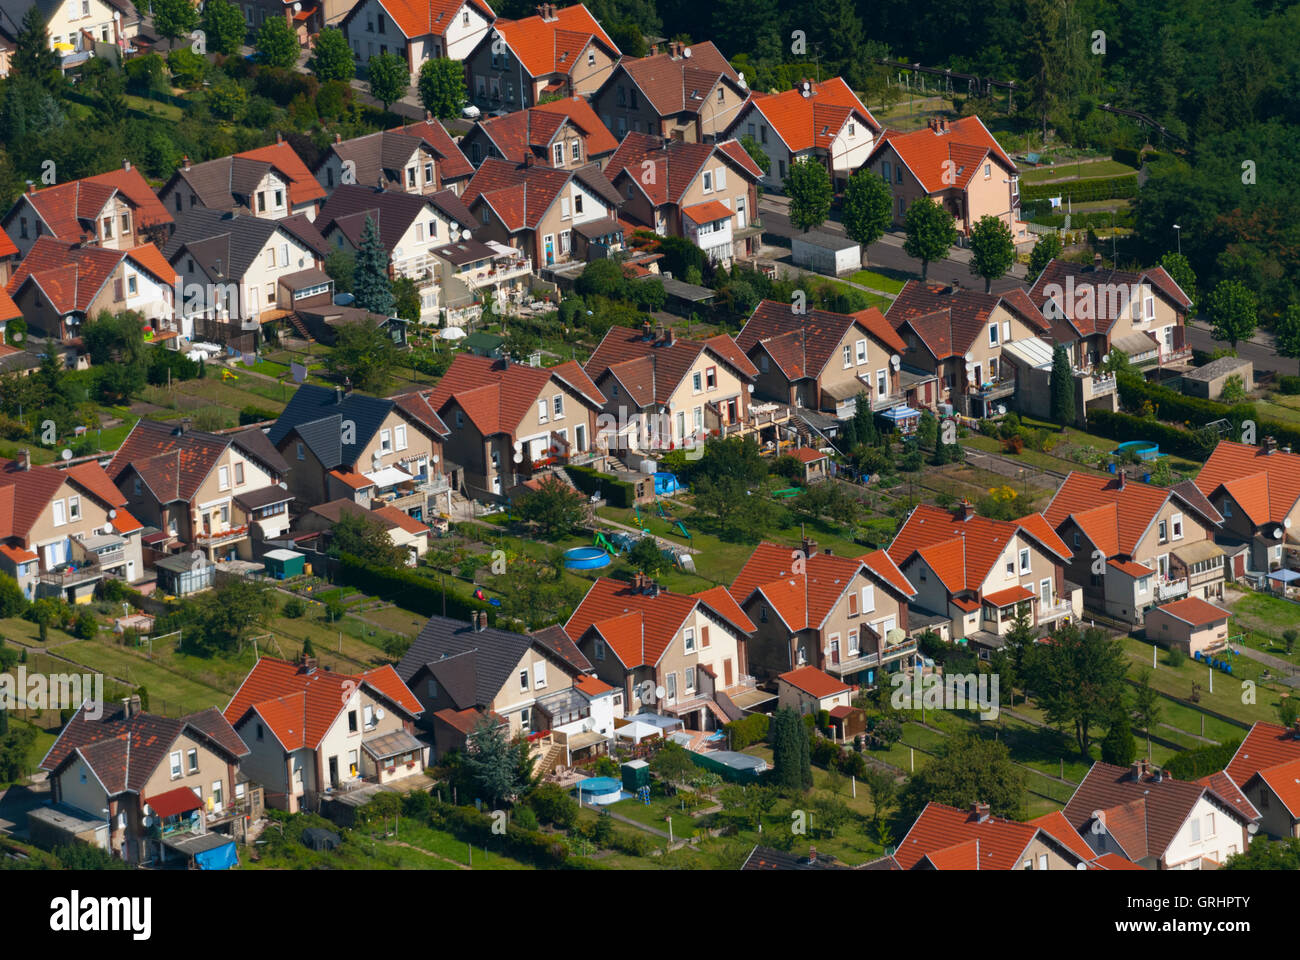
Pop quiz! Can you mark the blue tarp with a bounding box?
[194,841,238,870]
[880,405,919,422]
[1267,569,1300,583]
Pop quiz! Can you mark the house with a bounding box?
[724,77,879,194]
[426,236,535,317]
[0,219,17,286]
[5,237,177,342]
[238,0,326,42]
[1025,256,1194,372]
[462,157,622,269]
[106,419,291,564]
[894,801,1099,870]
[1042,470,1226,624]
[1063,759,1254,869]
[885,501,1079,645]
[564,573,759,729]
[591,40,750,143]
[463,2,620,110]
[884,279,1051,417]
[0,0,140,72]
[162,207,330,337]
[341,0,494,70]
[314,184,476,324]
[729,539,917,685]
[1192,438,1300,579]
[416,353,603,499]
[288,300,409,348]
[737,300,908,416]
[396,612,616,771]
[583,323,765,456]
[267,382,451,519]
[2,162,173,258]
[1223,721,1300,839]
[36,696,252,865]
[297,498,430,564]
[0,451,145,602]
[777,665,853,716]
[158,140,327,222]
[1144,597,1230,657]
[313,121,476,198]
[860,115,1024,242]
[461,96,618,169]
[603,133,764,265]
[222,654,424,812]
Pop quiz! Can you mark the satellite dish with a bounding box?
[142,815,153,827]
[822,645,831,657]
[293,0,301,9]
[890,354,901,370]
[108,508,117,519]
[280,481,288,490]
[964,351,974,363]
[1285,518,1293,529]
[375,707,386,719]
[655,685,666,700]
[1102,353,1110,363]
[61,449,72,461]
[432,454,440,464]
[1274,528,1284,540]
[682,46,691,58]
[394,247,403,258]
[1075,862,1087,871]
[461,229,471,241]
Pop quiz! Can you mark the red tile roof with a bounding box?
[492,3,618,78]
[896,802,1048,870]
[110,507,142,534]
[778,665,851,700]
[7,167,173,244]
[478,97,618,163]
[1026,810,1097,862]
[1252,757,1300,817]
[236,142,327,206]
[584,325,755,407]
[886,280,1047,361]
[1195,770,1260,822]
[681,200,733,225]
[689,585,756,634]
[6,238,174,314]
[983,585,1035,607]
[0,457,124,540]
[745,78,879,153]
[421,354,603,436]
[869,115,1015,193]
[738,301,906,382]
[789,446,827,464]
[573,673,614,696]
[396,118,476,181]
[1225,721,1300,789]
[365,0,494,38]
[1193,440,1300,528]
[463,158,575,231]
[0,543,37,563]
[146,785,205,818]
[223,657,421,750]
[563,577,699,667]
[605,134,761,207]
[1107,558,1153,579]
[1090,852,1145,870]
[1153,597,1228,627]
[0,287,20,323]
[1042,471,1200,558]
[372,504,431,536]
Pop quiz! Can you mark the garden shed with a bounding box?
[262,549,306,580]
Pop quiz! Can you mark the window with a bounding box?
[170,751,182,778]
[856,339,867,364]
[716,168,726,190]
[861,585,876,613]
[1037,854,1048,870]
[989,323,999,346]
[561,196,571,219]
[53,500,66,526]
[395,425,407,450]
[882,160,892,181]
[761,126,768,145]
[984,163,992,179]
[665,673,677,701]
[554,143,564,166]
[1190,818,1201,842]
[519,669,529,692]
[594,637,606,660]
[587,51,595,66]
[692,372,703,393]
[102,217,113,239]
[685,666,696,692]
[1223,501,1232,518]
[571,141,581,161]
[560,229,571,255]
[1205,812,1215,836]
[877,369,887,397]
[380,429,392,453]
[68,496,81,521]
[1005,557,1015,577]
[896,166,903,183]
[538,398,549,424]
[1171,514,1183,540]
[363,704,374,729]
[702,171,712,192]
[684,627,696,652]
[348,710,357,732]
[843,345,852,368]
[1158,520,1168,542]
[1019,548,1031,574]
[187,749,199,773]
[134,476,142,495]
[127,274,137,296]
[848,592,859,616]
[533,661,547,689]
[296,442,305,461]
[553,395,564,419]
[218,466,230,490]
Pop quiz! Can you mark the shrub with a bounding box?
[724,712,770,750]
[240,406,278,425]
[336,553,495,624]
[1277,375,1300,396]
[566,464,635,508]
[281,597,305,618]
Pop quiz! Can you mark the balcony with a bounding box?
[972,376,1016,401]
[39,565,107,587]
[870,391,906,412]
[1087,373,1117,397]
[390,253,442,285]
[1037,598,1074,623]
[195,525,250,548]
[1156,577,1189,601]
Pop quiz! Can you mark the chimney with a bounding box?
[121,697,133,718]
[972,802,990,822]
[663,326,674,347]
[425,110,434,123]
[335,385,344,404]
[801,536,818,557]
[122,159,131,172]
[948,277,960,294]
[649,581,661,598]
[927,118,936,132]
[128,694,141,717]
[335,133,342,144]
[1262,435,1277,455]
[642,320,653,341]
[1292,719,1300,739]
[1116,469,1126,490]
[25,180,35,195]
[299,652,318,673]
[18,449,29,471]
[650,43,658,56]
[182,156,191,171]
[957,499,975,521]
[823,547,832,555]
[1093,252,1103,269]
[276,131,283,143]
[654,323,666,342]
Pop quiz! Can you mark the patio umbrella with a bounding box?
[440,326,467,341]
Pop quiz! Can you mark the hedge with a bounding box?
[1086,410,1217,460]
[424,800,579,868]
[566,464,635,508]
[1164,740,1242,781]
[1278,375,1300,396]
[335,552,495,625]
[1021,173,1138,204]
[1116,373,1300,451]
[724,712,770,750]
[1111,147,1141,169]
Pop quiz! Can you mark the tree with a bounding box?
[352,216,395,316]
[841,168,892,265]
[902,198,958,281]
[463,716,531,806]
[152,0,199,40]
[738,135,770,177]
[201,0,247,55]
[1221,836,1300,871]
[1028,623,1129,757]
[324,249,356,294]
[784,157,832,233]
[256,16,300,70]
[13,6,61,91]
[1027,232,1062,278]
[1275,304,1300,368]
[417,58,466,119]
[309,27,355,82]
[391,276,421,324]
[626,536,669,577]
[516,475,584,538]
[329,511,406,567]
[367,51,410,112]
[968,215,1015,293]
[900,731,1026,820]
[1132,669,1162,759]
[769,707,812,792]
[811,792,851,838]
[0,572,26,619]
[325,320,398,393]
[190,578,276,654]
[649,741,696,793]
[1159,251,1198,315]
[863,767,898,843]
[1049,343,1075,427]
[1100,703,1137,765]
[1206,280,1257,352]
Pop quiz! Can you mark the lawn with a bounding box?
[55,639,231,715]
[847,269,907,295]
[1019,159,1138,183]
[1117,635,1279,728]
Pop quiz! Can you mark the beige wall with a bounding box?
[141,731,238,814]
[489,646,577,736]
[778,680,850,715]
[649,604,744,713]
[818,322,902,410]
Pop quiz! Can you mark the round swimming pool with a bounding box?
[562,546,612,570]
[1114,440,1161,460]
[574,776,623,805]
[654,472,681,495]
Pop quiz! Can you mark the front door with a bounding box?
[723,659,733,687]
[328,756,339,788]
[830,637,840,665]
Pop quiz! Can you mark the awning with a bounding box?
[880,405,920,422]
[361,729,424,761]
[983,585,1035,608]
[1268,569,1300,584]
[1112,332,1159,358]
[1172,540,1224,565]
[364,465,413,488]
[147,786,204,819]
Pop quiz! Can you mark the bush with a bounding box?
[1164,740,1242,781]
[566,464,635,508]
[1277,375,1300,396]
[527,782,579,830]
[240,406,279,425]
[724,712,770,750]
[281,597,305,618]
[1021,173,1137,204]
[1166,645,1185,667]
[512,805,539,831]
[72,610,98,639]
[336,553,495,624]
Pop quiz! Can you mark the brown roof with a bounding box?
[604,133,761,206]
[106,420,287,504]
[0,457,125,540]
[612,42,745,118]
[476,96,618,163]
[318,126,474,192]
[1025,258,1191,338]
[422,354,603,436]
[6,166,173,243]
[886,280,1047,361]
[738,300,906,382]
[585,325,755,407]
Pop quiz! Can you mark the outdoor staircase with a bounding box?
[535,740,564,777]
[284,312,316,342]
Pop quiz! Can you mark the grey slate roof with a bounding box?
[316,185,434,254]
[163,209,297,282]
[268,383,395,470]
[398,615,547,711]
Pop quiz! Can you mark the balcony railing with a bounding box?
[1087,373,1117,396]
[39,565,107,587]
[972,377,1016,400]
[1156,577,1189,601]
[195,525,249,547]
[1037,599,1074,622]
[870,392,906,412]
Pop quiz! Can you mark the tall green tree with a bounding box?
[968,214,1015,293]
[1206,279,1257,352]
[417,58,466,119]
[769,707,812,792]
[325,320,398,393]
[464,716,532,806]
[1159,251,1198,315]
[153,0,200,40]
[201,0,248,55]
[1027,231,1062,279]
[784,157,832,233]
[190,578,276,654]
[899,731,1026,820]
[13,7,61,91]
[902,197,957,280]
[1275,304,1300,374]
[329,511,406,566]
[1029,623,1129,757]
[367,51,410,112]
[841,168,892,266]
[352,215,395,316]
[738,135,770,177]
[516,475,585,538]
[1100,702,1137,765]
[256,16,300,70]
[1049,343,1075,427]
[309,27,355,82]
[1131,669,1162,759]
